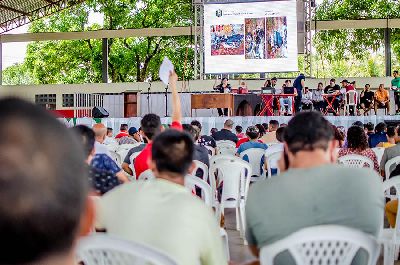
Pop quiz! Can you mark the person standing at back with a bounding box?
[212,119,238,144]
[293,73,305,112]
[245,111,383,265]
[391,70,400,114]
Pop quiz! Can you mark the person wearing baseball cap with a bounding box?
[118,126,142,145]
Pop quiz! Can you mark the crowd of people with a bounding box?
[2,71,400,265]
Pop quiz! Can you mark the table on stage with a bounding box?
[258,94,296,116]
[323,94,339,116]
[191,93,234,117]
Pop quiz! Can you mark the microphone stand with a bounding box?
[147,83,151,114]
[165,85,169,117]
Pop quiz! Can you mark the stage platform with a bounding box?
[61,115,400,135]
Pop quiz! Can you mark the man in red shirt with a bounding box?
[115,124,129,139]
[134,71,182,178]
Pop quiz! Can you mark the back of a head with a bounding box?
[269,120,279,130]
[141,113,162,140]
[107,127,113,135]
[235,125,243,133]
[92,123,107,138]
[276,127,285,143]
[224,119,234,129]
[255,124,266,136]
[365,122,374,132]
[352,121,363,128]
[191,120,202,131]
[182,124,200,141]
[0,98,88,264]
[72,125,95,157]
[120,123,128,131]
[284,111,333,154]
[152,130,194,176]
[347,126,368,150]
[375,122,387,133]
[387,126,396,138]
[262,123,268,131]
[246,126,260,140]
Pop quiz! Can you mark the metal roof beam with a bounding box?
[0,4,30,16]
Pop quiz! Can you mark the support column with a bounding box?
[102,38,109,83]
[385,27,392,77]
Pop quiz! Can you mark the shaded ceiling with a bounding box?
[0,0,86,33]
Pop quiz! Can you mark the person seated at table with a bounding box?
[238,81,249,94]
[369,122,388,148]
[374,84,390,115]
[359,84,375,115]
[301,87,313,110]
[338,125,379,172]
[213,77,231,116]
[278,80,296,115]
[312,82,325,112]
[377,125,397,148]
[324,78,341,114]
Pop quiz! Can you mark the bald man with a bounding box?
[93,123,110,156]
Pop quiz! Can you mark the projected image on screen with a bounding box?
[210,24,244,56]
[266,17,288,59]
[245,18,265,59]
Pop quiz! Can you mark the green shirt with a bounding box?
[391,77,400,90]
[246,164,383,265]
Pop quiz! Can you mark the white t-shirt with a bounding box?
[96,179,226,265]
[264,143,284,169]
[94,141,111,156]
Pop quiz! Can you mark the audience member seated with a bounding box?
[183,124,210,170]
[210,127,218,135]
[118,126,141,145]
[93,123,111,156]
[255,124,266,138]
[212,119,238,144]
[380,129,400,179]
[91,147,129,183]
[236,126,264,148]
[312,82,325,112]
[368,122,388,148]
[191,120,217,149]
[96,130,226,265]
[134,71,182,178]
[121,141,147,176]
[264,127,285,176]
[374,84,390,114]
[324,78,342,113]
[73,125,121,195]
[245,111,383,265]
[115,123,129,139]
[384,161,400,228]
[0,98,94,265]
[104,127,117,145]
[364,122,375,137]
[359,84,375,115]
[338,126,379,172]
[261,120,279,143]
[332,125,345,148]
[377,125,397,148]
[236,125,245,138]
[301,87,313,110]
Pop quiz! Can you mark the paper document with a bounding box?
[159,57,174,85]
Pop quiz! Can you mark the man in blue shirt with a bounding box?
[368,122,388,148]
[293,73,305,112]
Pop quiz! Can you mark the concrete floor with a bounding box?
[224,209,400,265]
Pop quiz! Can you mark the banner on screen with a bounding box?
[204,0,298,74]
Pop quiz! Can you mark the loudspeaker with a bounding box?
[92,107,109,118]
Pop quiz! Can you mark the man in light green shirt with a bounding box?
[245,111,384,265]
[96,129,226,265]
[391,70,400,114]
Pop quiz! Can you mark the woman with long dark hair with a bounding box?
[213,77,232,116]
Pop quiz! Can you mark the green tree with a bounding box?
[2,63,36,85]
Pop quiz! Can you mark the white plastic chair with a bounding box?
[240,148,266,182]
[220,228,230,261]
[77,234,178,265]
[344,90,358,116]
[265,150,283,178]
[216,140,237,155]
[138,169,155,181]
[210,156,252,243]
[129,152,142,180]
[184,174,212,207]
[385,157,400,180]
[205,145,216,157]
[260,225,380,265]
[109,151,122,166]
[193,160,209,182]
[372,147,385,164]
[337,154,374,169]
[380,176,400,265]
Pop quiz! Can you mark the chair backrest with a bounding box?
[337,154,374,169]
[383,176,400,236]
[109,151,122,166]
[266,142,279,148]
[240,148,266,181]
[216,140,237,155]
[118,143,140,151]
[77,234,178,265]
[385,157,400,179]
[372,147,385,163]
[204,145,216,156]
[259,225,379,265]
[265,150,283,178]
[138,169,155,181]
[184,174,212,207]
[220,228,230,261]
[345,90,358,105]
[193,160,209,182]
